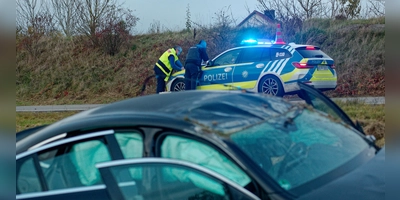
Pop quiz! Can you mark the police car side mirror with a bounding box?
[206,60,213,67]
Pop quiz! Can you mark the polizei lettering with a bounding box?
[203,73,228,82]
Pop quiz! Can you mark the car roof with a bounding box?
[17,90,299,153]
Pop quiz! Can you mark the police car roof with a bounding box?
[17,90,298,152]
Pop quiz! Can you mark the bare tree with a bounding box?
[17,0,57,57]
[256,0,295,21]
[212,5,237,28]
[256,0,323,21]
[17,0,43,32]
[147,20,162,34]
[297,0,324,19]
[98,7,139,55]
[209,6,238,52]
[337,0,361,19]
[323,0,342,18]
[367,0,385,17]
[346,0,361,19]
[75,0,119,45]
[50,0,79,37]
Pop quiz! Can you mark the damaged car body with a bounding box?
[16,83,384,200]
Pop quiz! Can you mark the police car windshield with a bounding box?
[296,47,330,58]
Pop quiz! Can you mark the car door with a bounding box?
[232,47,270,89]
[198,49,241,90]
[96,158,261,200]
[16,129,144,200]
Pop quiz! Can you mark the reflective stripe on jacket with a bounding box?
[155,48,178,77]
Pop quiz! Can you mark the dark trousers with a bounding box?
[154,66,167,93]
[184,63,201,90]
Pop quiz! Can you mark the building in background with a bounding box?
[237,10,275,28]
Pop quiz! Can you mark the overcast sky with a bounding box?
[122,0,258,34]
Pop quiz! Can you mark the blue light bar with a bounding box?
[240,38,274,46]
[240,39,258,45]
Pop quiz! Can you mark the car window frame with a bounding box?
[16,129,145,197]
[16,185,108,200]
[96,158,262,200]
[16,130,115,195]
[17,130,115,160]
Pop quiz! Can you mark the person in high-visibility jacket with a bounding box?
[153,46,184,93]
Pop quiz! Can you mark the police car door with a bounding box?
[232,47,268,90]
[198,49,241,90]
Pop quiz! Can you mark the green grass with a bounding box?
[335,101,385,147]
[16,111,80,132]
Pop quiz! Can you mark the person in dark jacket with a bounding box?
[153,46,184,93]
[184,40,209,90]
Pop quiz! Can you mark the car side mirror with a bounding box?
[206,60,213,67]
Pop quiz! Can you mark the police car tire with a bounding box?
[171,79,185,91]
[258,75,284,97]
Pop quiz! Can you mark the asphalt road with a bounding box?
[16,97,385,112]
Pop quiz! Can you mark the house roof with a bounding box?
[237,10,275,27]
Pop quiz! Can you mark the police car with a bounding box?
[166,39,337,97]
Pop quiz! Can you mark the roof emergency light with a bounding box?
[257,39,273,44]
[241,39,258,45]
[241,38,273,46]
[274,24,286,44]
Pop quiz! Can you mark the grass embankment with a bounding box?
[16,102,385,147]
[334,101,385,147]
[16,111,79,132]
[16,17,385,106]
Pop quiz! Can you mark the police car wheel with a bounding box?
[258,75,284,97]
[172,79,185,91]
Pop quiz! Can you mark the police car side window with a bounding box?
[238,48,263,63]
[260,48,271,61]
[213,49,241,66]
[270,48,292,60]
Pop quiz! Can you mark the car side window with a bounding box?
[17,138,112,194]
[270,48,292,60]
[115,132,143,159]
[238,48,263,63]
[17,156,42,194]
[261,48,271,61]
[159,135,251,187]
[106,162,233,199]
[212,49,241,66]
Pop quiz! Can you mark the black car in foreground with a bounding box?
[16,83,384,200]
